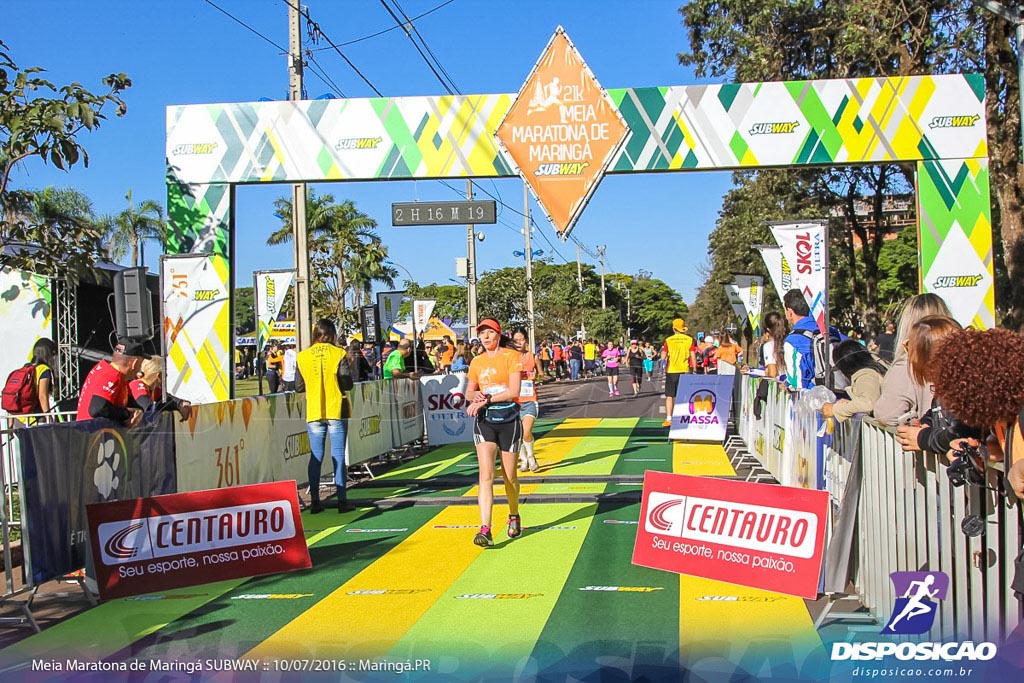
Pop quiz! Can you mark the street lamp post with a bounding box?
[513,245,544,350]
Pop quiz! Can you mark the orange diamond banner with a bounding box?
[496,27,628,239]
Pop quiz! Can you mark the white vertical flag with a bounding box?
[254,270,294,353]
[413,299,436,330]
[753,245,791,308]
[768,221,829,334]
[724,281,747,324]
[377,291,406,339]
[732,274,764,337]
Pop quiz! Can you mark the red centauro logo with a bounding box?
[645,493,685,534]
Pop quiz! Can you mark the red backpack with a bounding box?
[2,364,39,414]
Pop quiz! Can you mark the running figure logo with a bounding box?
[880,571,949,635]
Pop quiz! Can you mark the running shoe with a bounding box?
[614,388,620,396]
[527,455,539,472]
[507,514,522,539]
[473,525,493,547]
[609,390,614,396]
[661,419,672,428]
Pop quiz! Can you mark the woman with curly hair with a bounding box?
[874,293,953,426]
[929,327,1024,498]
[895,316,981,455]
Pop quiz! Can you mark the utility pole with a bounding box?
[523,182,536,352]
[575,243,584,292]
[598,245,607,309]
[466,180,478,330]
[288,0,311,350]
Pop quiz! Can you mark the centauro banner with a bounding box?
[161,254,231,403]
[87,480,310,600]
[254,270,294,354]
[753,245,791,308]
[769,221,829,334]
[632,471,828,599]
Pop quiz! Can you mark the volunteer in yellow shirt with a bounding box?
[295,319,354,514]
[661,318,695,428]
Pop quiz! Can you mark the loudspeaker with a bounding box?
[113,267,153,341]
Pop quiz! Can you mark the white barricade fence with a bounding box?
[420,372,473,445]
[348,380,394,466]
[392,376,424,447]
[857,419,1022,642]
[737,378,1023,641]
[174,394,308,492]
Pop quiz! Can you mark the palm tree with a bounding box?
[31,186,97,234]
[268,191,390,325]
[347,240,397,308]
[102,194,166,267]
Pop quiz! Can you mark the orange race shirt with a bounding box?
[518,351,538,402]
[716,343,742,365]
[468,348,523,402]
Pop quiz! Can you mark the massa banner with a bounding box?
[669,374,734,443]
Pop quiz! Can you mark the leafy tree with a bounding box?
[687,169,819,333]
[234,286,255,334]
[101,194,166,267]
[875,223,920,319]
[268,190,392,328]
[582,308,623,342]
[0,39,131,282]
[629,276,688,341]
[404,281,468,324]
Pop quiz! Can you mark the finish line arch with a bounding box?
[165,65,991,402]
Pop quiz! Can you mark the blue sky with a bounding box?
[4,0,734,303]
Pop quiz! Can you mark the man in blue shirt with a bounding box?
[782,289,819,390]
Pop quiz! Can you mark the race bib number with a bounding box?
[520,380,534,397]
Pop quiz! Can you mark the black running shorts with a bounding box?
[473,416,523,454]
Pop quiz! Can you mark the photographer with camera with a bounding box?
[928,327,1024,500]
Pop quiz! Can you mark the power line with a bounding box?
[377,0,460,95]
[303,52,348,98]
[288,0,384,96]
[202,0,342,98]
[389,0,462,93]
[309,0,458,51]
[203,0,287,52]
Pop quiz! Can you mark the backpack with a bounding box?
[796,328,850,390]
[2,364,39,414]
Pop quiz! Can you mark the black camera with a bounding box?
[948,443,985,488]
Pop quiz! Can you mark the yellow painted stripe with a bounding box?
[516,417,603,477]
[245,507,485,659]
[672,443,736,476]
[678,575,822,663]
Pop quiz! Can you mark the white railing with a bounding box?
[739,376,1023,640]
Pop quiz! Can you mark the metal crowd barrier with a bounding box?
[739,376,1023,641]
[0,410,77,631]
